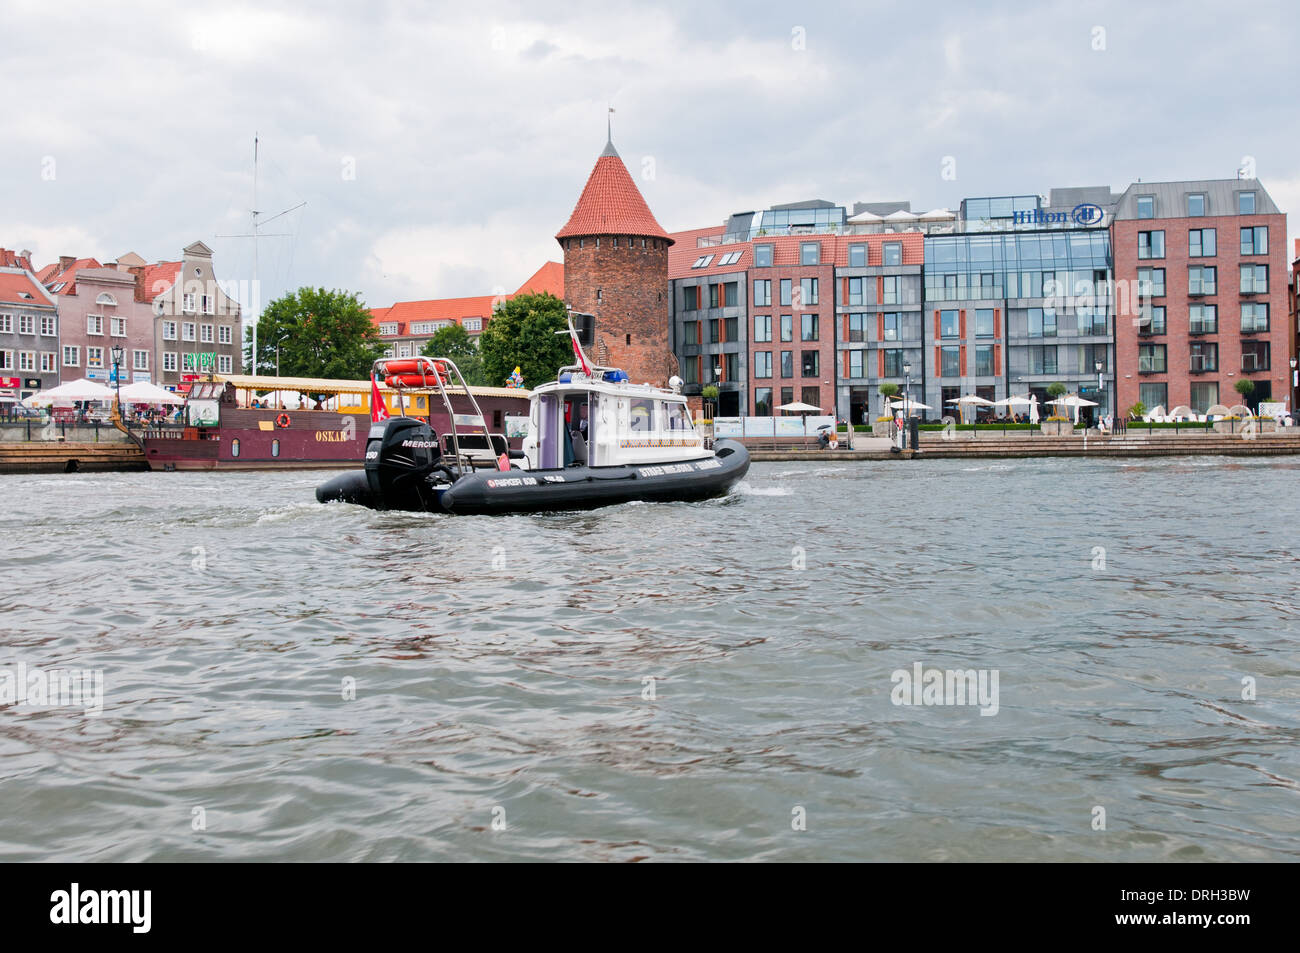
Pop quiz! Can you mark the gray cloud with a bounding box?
[2,0,1295,315]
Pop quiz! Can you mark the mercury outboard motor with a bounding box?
[360,416,446,511]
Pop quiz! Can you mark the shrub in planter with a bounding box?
[1040,415,1074,435]
[872,415,895,436]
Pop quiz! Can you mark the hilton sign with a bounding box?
[1012,203,1106,227]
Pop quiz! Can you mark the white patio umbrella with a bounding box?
[776,400,822,413]
[889,396,933,415]
[118,381,185,404]
[23,378,116,405]
[1049,394,1099,424]
[847,209,884,224]
[945,394,996,429]
[1029,396,1040,424]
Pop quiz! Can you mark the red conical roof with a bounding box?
[555,141,672,243]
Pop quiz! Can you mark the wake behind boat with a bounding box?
[315,318,749,514]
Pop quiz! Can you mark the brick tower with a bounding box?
[556,136,674,386]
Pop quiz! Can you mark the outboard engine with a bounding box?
[361,416,447,511]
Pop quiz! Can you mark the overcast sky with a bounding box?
[3,0,1297,314]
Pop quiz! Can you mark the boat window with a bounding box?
[664,402,694,431]
[271,439,280,457]
[629,398,654,432]
[230,438,240,458]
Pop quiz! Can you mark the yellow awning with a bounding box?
[213,374,530,399]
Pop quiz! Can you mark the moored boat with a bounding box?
[140,373,529,470]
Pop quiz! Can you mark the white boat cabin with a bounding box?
[523,371,708,469]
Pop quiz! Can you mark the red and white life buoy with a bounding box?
[385,373,442,389]
[276,413,291,429]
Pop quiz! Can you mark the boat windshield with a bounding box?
[663,401,694,431]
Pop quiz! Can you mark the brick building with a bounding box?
[556,138,674,386]
[1112,180,1290,415]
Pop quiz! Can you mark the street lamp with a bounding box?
[712,363,722,420]
[1095,359,1104,423]
[111,343,125,426]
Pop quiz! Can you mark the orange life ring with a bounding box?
[382,359,446,377]
[276,413,291,428]
[385,373,442,388]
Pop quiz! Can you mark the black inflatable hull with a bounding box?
[315,440,750,515]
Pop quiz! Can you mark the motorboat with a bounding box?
[315,326,749,515]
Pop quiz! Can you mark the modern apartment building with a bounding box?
[1112,180,1290,415]
[666,177,1287,423]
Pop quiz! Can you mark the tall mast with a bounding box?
[251,134,259,375]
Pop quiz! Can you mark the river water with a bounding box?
[1,458,1297,862]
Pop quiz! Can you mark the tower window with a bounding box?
[595,237,600,248]
[625,334,631,345]
[628,237,633,248]
[641,238,646,248]
[596,289,602,303]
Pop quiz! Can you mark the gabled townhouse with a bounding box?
[40,256,155,386]
[0,250,61,399]
[135,242,244,388]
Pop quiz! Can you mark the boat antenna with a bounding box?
[216,133,305,377]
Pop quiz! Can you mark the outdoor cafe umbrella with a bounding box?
[993,394,1033,433]
[22,378,116,405]
[946,394,995,421]
[118,381,185,404]
[776,400,822,413]
[1048,393,1098,424]
[888,396,932,414]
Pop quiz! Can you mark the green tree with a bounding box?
[244,288,384,380]
[420,324,487,387]
[1234,378,1255,398]
[478,292,572,389]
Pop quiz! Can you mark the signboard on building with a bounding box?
[0,377,20,389]
[132,372,151,383]
[182,353,216,372]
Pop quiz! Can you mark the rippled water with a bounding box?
[1,457,1298,861]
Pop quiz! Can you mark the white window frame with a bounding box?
[62,345,79,367]
[218,325,232,345]
[201,294,214,315]
[19,314,35,335]
[0,350,11,370]
[110,316,127,337]
[463,318,482,332]
[40,315,57,336]
[162,320,178,341]
[86,346,104,368]
[163,352,178,372]
[182,322,196,342]
[218,354,232,374]
[200,323,214,343]
[182,293,196,313]
[0,314,11,333]
[40,352,57,373]
[86,314,103,335]
[133,349,149,371]
[19,351,36,372]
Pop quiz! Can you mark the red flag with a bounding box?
[496,452,510,471]
[570,327,592,375]
[370,374,389,422]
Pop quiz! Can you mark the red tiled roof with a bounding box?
[139,261,181,302]
[371,294,500,337]
[555,145,671,242]
[370,262,566,337]
[0,249,33,271]
[40,257,102,295]
[0,272,54,307]
[514,261,564,297]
